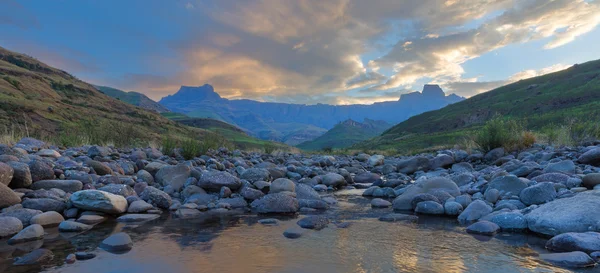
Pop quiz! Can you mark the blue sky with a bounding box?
[1,0,599,104]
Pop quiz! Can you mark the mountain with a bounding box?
[0,46,211,146]
[95,85,170,113]
[358,60,600,153]
[297,119,392,150]
[159,84,464,144]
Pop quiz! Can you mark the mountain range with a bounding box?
[158,84,464,144]
[95,85,170,113]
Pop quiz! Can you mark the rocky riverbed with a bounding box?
[2,138,600,271]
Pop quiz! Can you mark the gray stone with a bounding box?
[444,201,464,216]
[58,221,91,232]
[544,160,576,174]
[321,173,346,188]
[539,251,596,268]
[36,149,60,158]
[31,180,82,193]
[127,200,153,213]
[484,147,505,162]
[466,221,500,236]
[270,178,295,193]
[198,171,241,191]
[484,188,500,203]
[458,200,492,224]
[546,232,600,254]
[354,172,381,184]
[455,195,472,209]
[452,162,474,173]
[241,186,265,200]
[218,197,248,209]
[0,216,22,237]
[7,161,32,188]
[371,198,392,208]
[22,198,66,212]
[99,184,137,198]
[482,211,528,231]
[0,161,13,186]
[486,175,527,196]
[519,182,556,205]
[13,248,54,265]
[430,154,454,169]
[378,213,418,222]
[368,155,385,167]
[28,159,54,182]
[298,199,329,210]
[100,232,133,253]
[8,224,44,244]
[578,148,600,166]
[117,214,160,222]
[583,173,600,189]
[241,168,271,182]
[140,186,172,209]
[250,193,299,214]
[297,216,329,230]
[392,177,459,211]
[155,163,191,191]
[0,208,42,226]
[88,145,109,158]
[86,160,113,175]
[397,156,430,174]
[30,211,64,227]
[283,227,304,239]
[77,215,106,225]
[0,183,21,209]
[70,190,128,214]
[415,201,445,215]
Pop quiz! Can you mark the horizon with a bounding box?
[1,0,599,105]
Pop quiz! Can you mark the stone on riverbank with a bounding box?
[251,193,299,214]
[539,251,596,268]
[546,232,600,254]
[70,190,128,214]
[100,232,133,253]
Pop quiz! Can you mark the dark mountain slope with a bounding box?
[95,85,170,113]
[297,119,392,150]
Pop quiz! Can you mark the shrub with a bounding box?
[3,76,22,90]
[181,138,201,160]
[474,115,529,152]
[321,146,333,154]
[263,142,277,154]
[161,136,177,156]
[199,133,230,154]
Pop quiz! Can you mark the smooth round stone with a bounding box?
[444,201,464,216]
[539,251,596,268]
[58,221,91,232]
[297,216,329,230]
[0,216,23,237]
[100,232,133,253]
[258,218,279,225]
[378,213,418,222]
[583,173,600,189]
[75,252,96,260]
[127,200,153,213]
[13,248,54,265]
[371,198,392,208]
[283,228,304,239]
[117,214,160,223]
[546,232,600,253]
[65,253,76,264]
[8,224,44,244]
[30,211,64,227]
[415,201,445,215]
[466,221,500,236]
[76,215,106,225]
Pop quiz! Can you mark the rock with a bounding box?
[30,211,64,227]
[298,199,329,210]
[578,148,600,166]
[241,186,265,201]
[466,221,500,236]
[546,232,600,254]
[378,213,418,222]
[28,160,54,182]
[452,162,474,173]
[241,168,271,182]
[415,201,445,215]
[99,184,137,198]
[430,154,454,169]
[283,227,304,239]
[7,161,32,188]
[487,175,528,196]
[140,186,172,209]
[250,193,299,214]
[22,198,66,212]
[397,156,430,174]
[70,190,128,214]
[17,137,46,150]
[458,200,492,224]
[88,145,110,158]
[270,178,296,193]
[368,155,385,167]
[65,253,76,264]
[58,221,91,232]
[455,195,472,209]
[582,173,600,189]
[539,251,596,268]
[117,214,160,222]
[544,160,576,174]
[198,171,241,191]
[484,188,500,203]
[354,172,381,184]
[219,197,248,209]
[410,194,440,209]
[127,200,153,213]
[484,147,505,162]
[13,248,54,265]
[392,177,459,211]
[321,173,346,188]
[482,211,528,231]
[0,216,23,237]
[75,252,96,260]
[155,163,191,191]
[0,208,42,226]
[444,201,463,216]
[0,183,21,209]
[36,149,60,158]
[86,160,113,175]
[297,216,329,230]
[0,162,13,186]
[294,183,320,200]
[526,191,600,236]
[31,180,83,193]
[8,224,44,244]
[77,215,106,225]
[100,232,133,253]
[519,182,556,205]
[371,198,392,208]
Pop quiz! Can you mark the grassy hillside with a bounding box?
[298,119,391,151]
[95,85,170,113]
[357,60,600,153]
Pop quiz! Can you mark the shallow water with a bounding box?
[1,190,597,273]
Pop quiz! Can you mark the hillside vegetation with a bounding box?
[95,85,170,113]
[357,60,600,153]
[298,119,391,151]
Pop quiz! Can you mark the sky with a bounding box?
[1,0,599,105]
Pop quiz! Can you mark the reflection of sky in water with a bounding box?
[0,191,584,273]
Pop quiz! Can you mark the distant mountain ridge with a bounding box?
[159,84,464,144]
[96,85,169,113]
[297,118,392,150]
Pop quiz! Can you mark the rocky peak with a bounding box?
[421,84,445,97]
[159,84,222,103]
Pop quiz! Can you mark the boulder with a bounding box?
[8,224,44,244]
[270,178,295,193]
[466,221,500,236]
[250,193,299,214]
[297,216,329,230]
[458,200,492,224]
[100,232,133,253]
[22,198,66,212]
[198,171,241,191]
[155,163,191,191]
[7,161,32,188]
[430,154,454,169]
[241,168,271,182]
[354,172,381,184]
[415,201,444,215]
[0,216,23,237]
[444,201,463,216]
[486,175,527,196]
[0,162,13,186]
[321,173,346,188]
[0,183,21,209]
[544,160,576,174]
[539,251,596,268]
[519,182,556,205]
[371,198,392,208]
[36,149,60,158]
[481,211,528,231]
[86,160,113,175]
[294,183,320,200]
[13,249,54,266]
[241,186,265,200]
[397,156,430,174]
[70,190,128,214]
[58,221,91,232]
[98,184,137,198]
[546,232,600,254]
[392,177,459,211]
[368,155,385,167]
[484,147,504,162]
[140,186,172,209]
[578,148,600,166]
[378,213,418,222]
[30,211,64,227]
[526,191,600,236]
[88,145,110,158]
[0,208,42,226]
[127,200,153,213]
[31,180,83,193]
[582,173,600,189]
[28,159,55,182]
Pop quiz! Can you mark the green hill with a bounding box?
[357,60,600,153]
[298,119,391,150]
[95,85,170,113]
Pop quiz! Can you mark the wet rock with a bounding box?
[444,201,463,216]
[155,163,191,191]
[298,199,329,210]
[22,198,66,212]
[127,200,153,213]
[540,251,596,268]
[270,178,295,193]
[13,248,54,265]
[415,201,444,215]
[30,211,64,227]
[117,213,160,222]
[76,215,106,225]
[140,186,172,209]
[482,211,528,231]
[546,232,600,254]
[8,224,44,244]
[98,184,137,198]
[0,183,21,209]
[519,182,556,205]
[283,227,304,239]
[0,216,23,237]
[466,221,500,236]
[0,208,42,226]
[198,170,241,191]
[250,193,299,214]
[321,173,346,188]
[392,177,459,211]
[378,213,418,222]
[70,190,127,214]
[75,252,96,260]
[371,198,392,208]
[258,218,278,225]
[100,232,133,253]
[31,180,83,193]
[458,200,492,224]
[297,216,329,230]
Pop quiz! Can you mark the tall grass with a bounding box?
[540,119,600,146]
[474,115,535,152]
[161,136,177,156]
